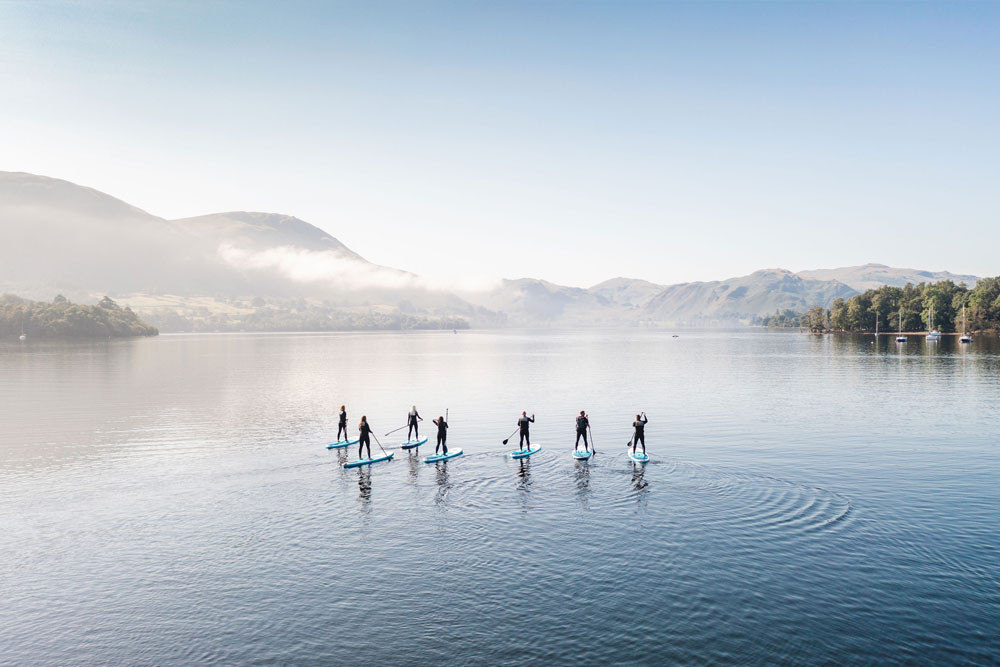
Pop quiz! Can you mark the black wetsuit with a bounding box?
[518,415,534,448]
[575,415,590,450]
[407,410,421,440]
[632,415,648,454]
[358,421,372,459]
[337,410,348,441]
[434,418,448,454]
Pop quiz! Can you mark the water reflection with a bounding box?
[574,460,591,509]
[516,458,532,512]
[631,461,649,492]
[357,468,372,513]
[631,460,649,511]
[434,462,451,506]
[406,449,420,487]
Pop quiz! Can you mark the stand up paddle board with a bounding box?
[343,452,394,468]
[423,448,463,463]
[572,448,592,460]
[400,438,428,449]
[629,450,649,463]
[327,439,359,449]
[511,445,541,459]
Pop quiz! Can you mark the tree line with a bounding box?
[1,294,159,339]
[758,277,1000,332]
[142,301,472,333]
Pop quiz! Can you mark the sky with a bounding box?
[1,1,998,288]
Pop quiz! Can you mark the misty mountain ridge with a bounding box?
[0,172,982,329]
[797,264,978,292]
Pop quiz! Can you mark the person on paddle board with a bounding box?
[407,405,422,441]
[632,412,648,455]
[575,411,590,452]
[432,415,448,454]
[337,405,348,442]
[517,411,535,449]
[358,415,373,459]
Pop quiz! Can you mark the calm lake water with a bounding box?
[1,330,998,665]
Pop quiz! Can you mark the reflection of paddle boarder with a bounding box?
[517,457,532,490]
[575,411,590,452]
[358,468,372,503]
[358,416,373,459]
[517,411,535,449]
[632,464,648,492]
[337,405,348,442]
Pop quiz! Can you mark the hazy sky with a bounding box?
[1,1,998,287]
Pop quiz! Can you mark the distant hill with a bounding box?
[474,278,624,325]
[0,172,491,327]
[797,264,979,292]
[172,211,365,257]
[1,171,985,330]
[0,171,220,297]
[642,269,858,325]
[588,277,666,308]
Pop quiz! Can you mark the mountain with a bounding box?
[1,172,983,330]
[797,264,979,292]
[588,277,666,308]
[172,211,365,257]
[0,171,483,314]
[474,278,623,325]
[0,171,218,298]
[642,269,859,325]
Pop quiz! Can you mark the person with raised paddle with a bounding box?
[575,410,590,453]
[337,404,348,442]
[432,414,448,455]
[407,405,422,441]
[631,412,648,457]
[517,411,535,450]
[358,415,374,460]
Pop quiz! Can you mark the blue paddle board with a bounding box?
[423,448,463,463]
[400,437,428,450]
[343,452,394,468]
[572,448,592,460]
[511,445,541,459]
[327,439,359,449]
[629,450,649,463]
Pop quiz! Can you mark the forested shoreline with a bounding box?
[758,277,1000,332]
[2,294,472,337]
[1,295,159,339]
[143,305,472,333]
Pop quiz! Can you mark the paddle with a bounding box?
[384,424,409,437]
[502,427,519,446]
[371,431,390,458]
[588,423,597,455]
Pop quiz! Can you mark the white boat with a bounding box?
[19,333,26,342]
[926,308,940,341]
[874,312,879,339]
[895,307,907,343]
[959,304,972,343]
